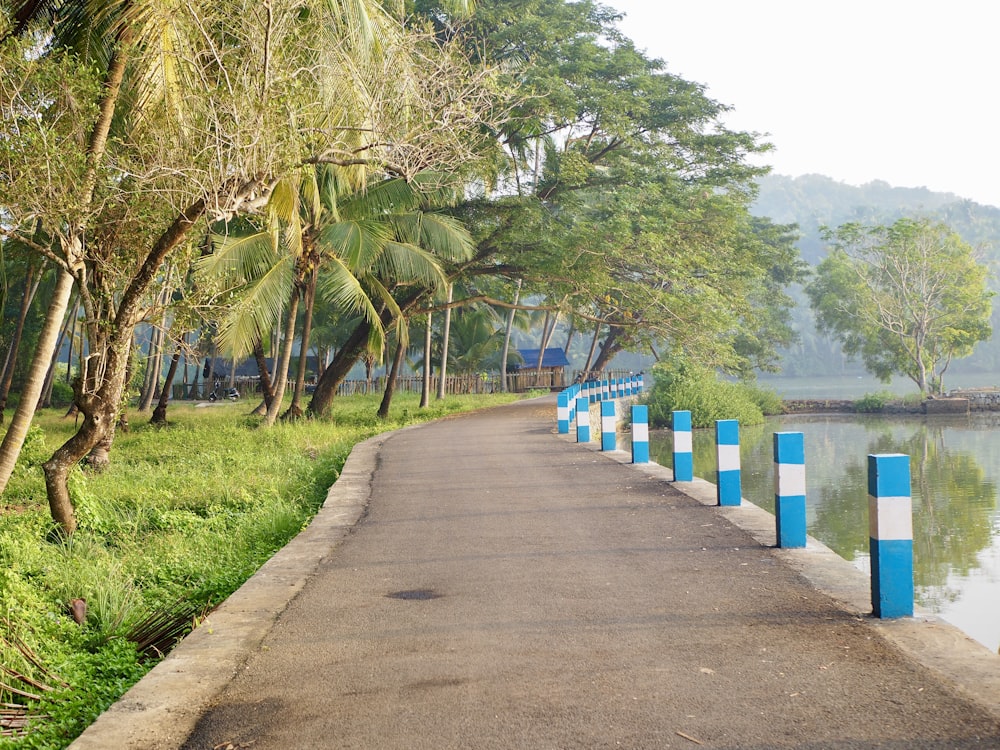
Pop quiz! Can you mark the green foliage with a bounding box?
[739,382,785,416]
[806,218,992,394]
[48,380,75,408]
[855,391,891,413]
[643,360,766,428]
[754,174,1000,378]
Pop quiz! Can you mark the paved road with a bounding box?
[75,398,1000,749]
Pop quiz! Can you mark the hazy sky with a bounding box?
[607,1,1000,207]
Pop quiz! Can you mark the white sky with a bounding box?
[607,0,1000,208]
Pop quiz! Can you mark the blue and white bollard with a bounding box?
[868,454,914,618]
[773,432,807,548]
[600,401,616,451]
[602,379,610,402]
[557,391,570,434]
[576,397,590,443]
[715,419,741,506]
[672,410,693,482]
[631,405,649,464]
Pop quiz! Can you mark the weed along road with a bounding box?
[74,397,1000,749]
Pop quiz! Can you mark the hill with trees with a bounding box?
[752,174,1000,379]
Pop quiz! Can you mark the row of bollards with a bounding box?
[557,393,914,619]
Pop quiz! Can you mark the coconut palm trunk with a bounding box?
[0,269,75,493]
[264,285,301,426]
[377,332,407,419]
[286,267,318,420]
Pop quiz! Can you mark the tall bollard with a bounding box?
[576,397,591,443]
[600,401,616,451]
[557,391,570,434]
[672,410,693,481]
[868,454,914,618]
[715,419,741,506]
[773,432,807,548]
[631,405,649,464]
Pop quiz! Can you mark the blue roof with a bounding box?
[516,348,570,369]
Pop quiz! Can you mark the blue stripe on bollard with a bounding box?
[672,410,693,482]
[773,432,807,548]
[631,405,649,464]
[600,401,616,451]
[557,391,570,434]
[716,419,741,506]
[868,454,914,618]
[576,397,591,443]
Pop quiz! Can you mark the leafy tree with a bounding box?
[1,0,499,534]
[422,0,800,379]
[806,218,993,394]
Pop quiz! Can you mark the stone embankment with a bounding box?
[782,389,1000,415]
[948,387,1000,411]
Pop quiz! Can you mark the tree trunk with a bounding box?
[589,325,624,374]
[205,341,218,395]
[264,287,300,426]
[285,269,317,420]
[377,333,406,420]
[65,295,80,383]
[436,284,452,400]
[499,279,521,393]
[0,263,43,421]
[151,342,183,425]
[307,289,423,418]
[137,322,164,411]
[535,311,558,382]
[43,403,107,537]
[563,317,576,357]
[250,336,275,416]
[420,312,432,408]
[582,323,602,378]
[38,306,72,410]
[306,319,373,417]
[0,268,75,494]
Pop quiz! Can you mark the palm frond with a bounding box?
[269,176,301,226]
[389,212,475,262]
[199,228,280,286]
[317,255,385,346]
[375,241,446,289]
[317,220,391,272]
[213,253,296,358]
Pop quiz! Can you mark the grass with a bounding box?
[0,391,524,748]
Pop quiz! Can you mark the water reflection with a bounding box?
[648,414,1000,652]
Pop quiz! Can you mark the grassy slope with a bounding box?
[0,392,524,749]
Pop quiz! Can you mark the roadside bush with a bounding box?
[855,391,891,413]
[739,382,784,416]
[643,360,767,428]
[49,380,75,408]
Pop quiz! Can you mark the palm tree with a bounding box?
[0,0,401,528]
[200,167,474,425]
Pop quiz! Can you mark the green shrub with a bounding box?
[49,380,75,408]
[643,360,766,428]
[738,382,785,416]
[855,391,891,413]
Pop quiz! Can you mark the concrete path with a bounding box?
[72,398,1000,749]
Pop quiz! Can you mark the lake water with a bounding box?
[645,414,1000,654]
